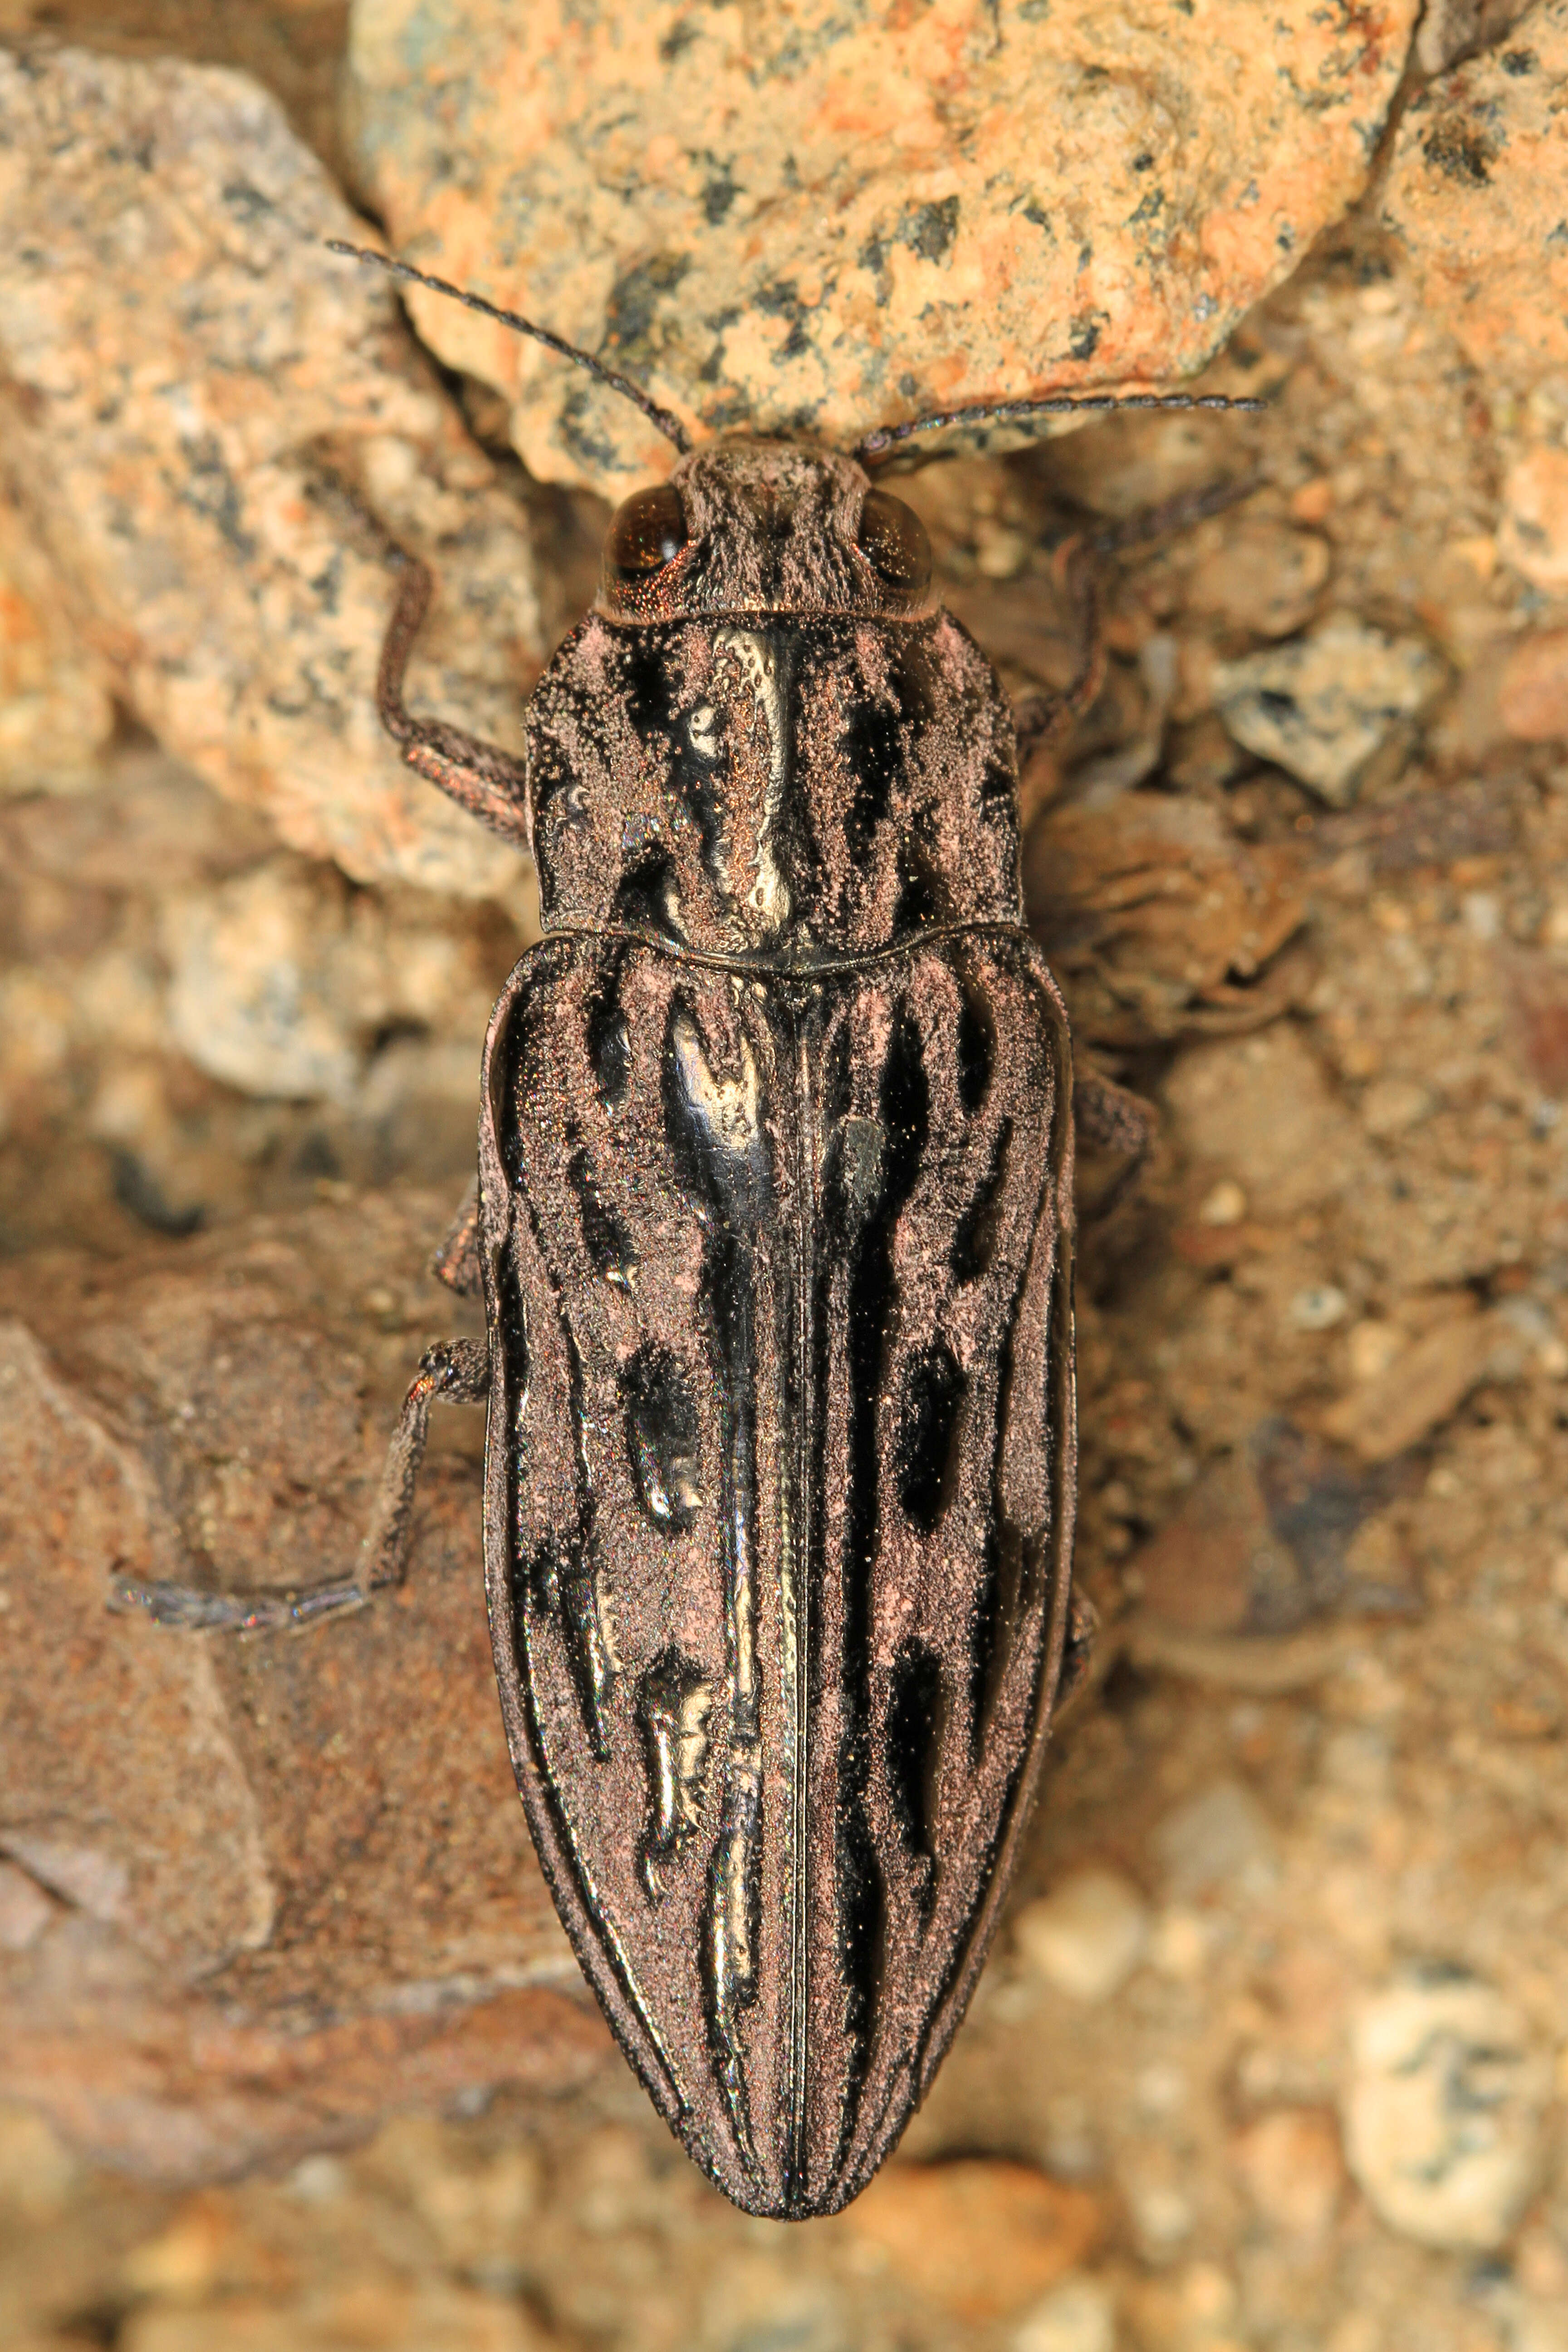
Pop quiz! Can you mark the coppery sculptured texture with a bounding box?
[343,0,1419,496]
[450,443,1077,2213]
[0,46,541,896]
[1384,0,1568,382]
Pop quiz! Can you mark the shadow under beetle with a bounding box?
[115,243,1259,2218]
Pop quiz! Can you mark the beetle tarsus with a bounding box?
[107,1337,492,1635]
[377,555,533,848]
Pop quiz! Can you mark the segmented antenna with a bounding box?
[326,238,692,454]
[856,386,1265,463]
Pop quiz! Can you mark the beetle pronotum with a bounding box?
[116,242,1259,2216]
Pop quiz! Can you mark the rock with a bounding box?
[1155,1781,1277,1901]
[1232,2108,1344,2245]
[1012,1869,1149,2004]
[0,1862,54,1955]
[0,1194,604,2182]
[1499,629,1568,739]
[1024,794,1306,1046]
[161,857,508,1103]
[0,500,116,797]
[1343,1971,1549,2249]
[1384,1,1568,383]
[343,0,1418,496]
[835,2159,1101,2324]
[1132,1420,1378,1637]
[1162,1026,1358,1220]
[1320,1304,1500,1461]
[0,49,543,898]
[1212,618,1445,807]
[1186,521,1332,641]
[1499,446,1568,591]
[1011,2275,1117,2352]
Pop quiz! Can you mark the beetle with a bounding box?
[114,243,1259,2218]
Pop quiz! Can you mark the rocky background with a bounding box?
[2,2,1568,2347]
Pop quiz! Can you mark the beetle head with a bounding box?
[598,441,932,623]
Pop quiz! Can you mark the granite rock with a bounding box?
[1343,1971,1549,2249]
[0,1192,604,2182]
[343,0,1418,496]
[1499,446,1568,591]
[1384,1,1568,383]
[1211,618,1445,806]
[0,47,543,897]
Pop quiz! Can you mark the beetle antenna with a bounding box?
[856,386,1265,463]
[326,238,693,454]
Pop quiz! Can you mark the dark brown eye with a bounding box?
[604,483,688,580]
[857,489,931,594]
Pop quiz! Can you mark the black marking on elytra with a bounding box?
[622,1343,704,1532]
[955,974,996,1114]
[833,999,930,2167]
[951,1117,1012,1284]
[897,1341,966,1535]
[886,1640,947,1921]
[567,1145,640,1288]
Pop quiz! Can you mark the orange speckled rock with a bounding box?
[1383,0,1568,382]
[344,0,1418,497]
[0,48,543,897]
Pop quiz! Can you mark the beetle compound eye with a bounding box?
[857,489,932,595]
[605,483,688,580]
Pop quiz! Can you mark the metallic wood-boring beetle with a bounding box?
[115,243,1259,2219]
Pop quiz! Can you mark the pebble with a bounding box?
[1012,1869,1150,2004]
[0,49,539,897]
[1321,1306,1497,1461]
[1186,520,1332,640]
[1343,1971,1549,2249]
[1232,2108,1344,2244]
[1383,5,1568,382]
[1156,1781,1278,1901]
[1500,447,1568,591]
[837,2159,1100,2324]
[1198,1180,1248,1227]
[1212,617,1445,806]
[1011,2275,1116,2352]
[1499,628,1568,740]
[1290,1284,1349,1333]
[344,0,1418,494]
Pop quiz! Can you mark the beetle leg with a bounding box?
[1073,1067,1155,1220]
[431,1177,483,1298]
[1014,473,1261,795]
[1013,532,1102,779]
[378,554,533,848]
[108,1339,491,1634]
[1056,1587,1099,1710]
